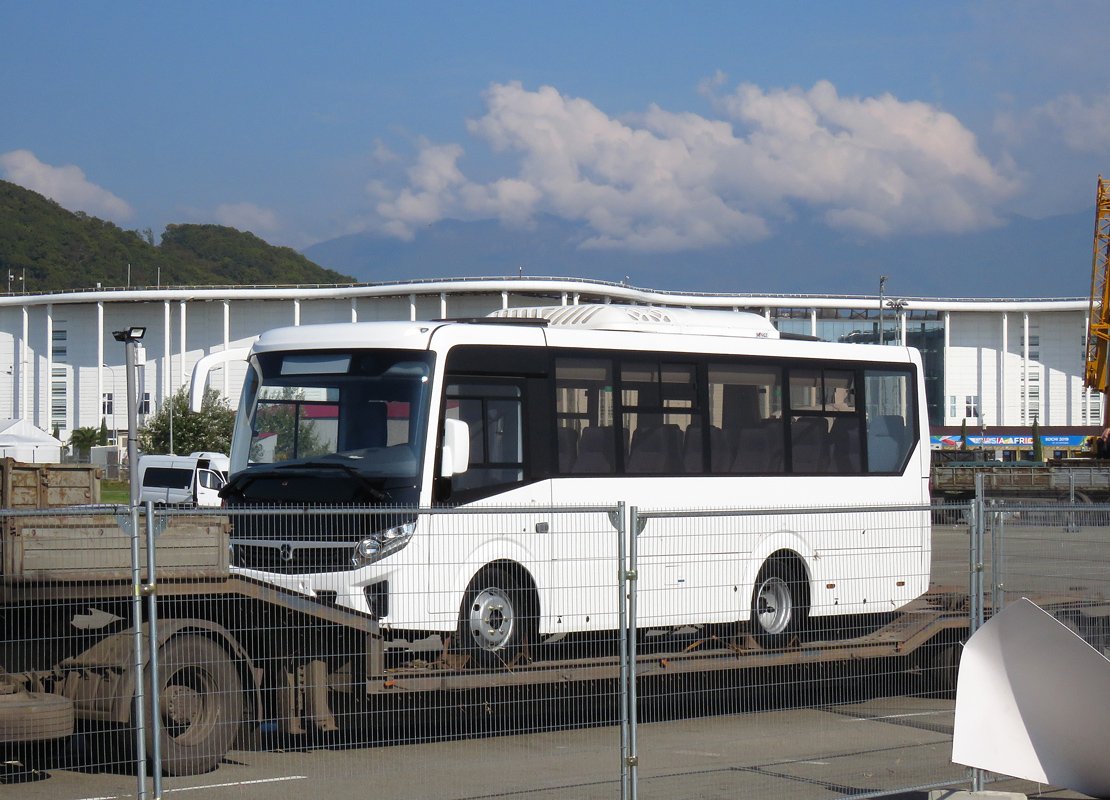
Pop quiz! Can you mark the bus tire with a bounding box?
[146,634,243,776]
[459,567,532,669]
[750,557,807,648]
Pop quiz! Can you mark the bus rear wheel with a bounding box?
[458,568,532,669]
[750,559,807,648]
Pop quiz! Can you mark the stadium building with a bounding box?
[0,277,1097,460]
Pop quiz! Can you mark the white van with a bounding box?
[137,452,230,507]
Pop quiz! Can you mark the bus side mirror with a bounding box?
[441,419,470,478]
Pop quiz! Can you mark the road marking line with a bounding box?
[73,776,307,800]
[848,711,950,721]
[166,776,309,793]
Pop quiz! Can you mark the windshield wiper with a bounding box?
[277,460,391,502]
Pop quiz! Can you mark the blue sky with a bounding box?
[2,2,1109,295]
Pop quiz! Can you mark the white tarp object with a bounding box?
[952,597,1110,797]
[0,418,64,463]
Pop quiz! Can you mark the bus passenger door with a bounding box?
[547,357,622,637]
[435,376,551,624]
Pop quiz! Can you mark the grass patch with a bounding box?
[101,479,130,504]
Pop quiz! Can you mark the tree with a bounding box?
[69,426,100,461]
[98,418,109,446]
[139,386,235,456]
[1032,417,1043,462]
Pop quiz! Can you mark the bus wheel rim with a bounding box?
[756,576,792,634]
[468,586,514,651]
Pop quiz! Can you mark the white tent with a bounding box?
[0,418,64,463]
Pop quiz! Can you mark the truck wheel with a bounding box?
[458,568,533,669]
[147,635,243,776]
[750,558,807,648]
[919,640,961,695]
[0,688,74,743]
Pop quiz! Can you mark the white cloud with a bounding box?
[180,201,279,234]
[373,139,466,240]
[1028,92,1110,153]
[369,80,1018,250]
[372,139,401,163]
[0,149,133,221]
[212,202,279,233]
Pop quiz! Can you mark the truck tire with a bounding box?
[146,634,243,776]
[0,688,74,743]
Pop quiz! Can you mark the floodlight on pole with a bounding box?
[886,298,908,345]
[112,326,146,343]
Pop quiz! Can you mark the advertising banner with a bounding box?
[931,434,1092,448]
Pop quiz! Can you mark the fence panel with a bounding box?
[629,504,968,800]
[150,504,628,800]
[984,500,1110,648]
[1,507,147,796]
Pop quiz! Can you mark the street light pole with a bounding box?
[886,298,909,345]
[113,327,147,506]
[878,276,889,344]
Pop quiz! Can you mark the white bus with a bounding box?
[212,305,930,665]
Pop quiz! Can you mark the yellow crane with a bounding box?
[1085,176,1110,440]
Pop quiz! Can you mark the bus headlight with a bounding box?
[353,520,416,566]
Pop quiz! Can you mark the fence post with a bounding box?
[627,505,639,800]
[617,502,630,800]
[1066,470,1080,532]
[970,475,986,793]
[128,504,148,800]
[144,501,163,796]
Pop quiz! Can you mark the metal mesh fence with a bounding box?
[628,505,962,800]
[14,494,1103,799]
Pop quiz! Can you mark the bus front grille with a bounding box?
[231,542,358,574]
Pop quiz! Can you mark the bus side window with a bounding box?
[555,358,616,475]
[708,364,784,474]
[444,382,525,493]
[865,370,915,473]
[620,361,699,474]
[788,369,862,474]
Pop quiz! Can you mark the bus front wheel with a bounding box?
[750,558,807,648]
[458,568,532,669]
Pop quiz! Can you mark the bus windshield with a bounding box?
[229,349,434,479]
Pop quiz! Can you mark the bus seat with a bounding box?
[572,426,615,473]
[683,425,703,472]
[685,426,726,473]
[730,423,784,473]
[791,416,830,473]
[829,416,862,472]
[710,426,732,472]
[557,426,579,473]
[628,423,682,473]
[867,414,905,472]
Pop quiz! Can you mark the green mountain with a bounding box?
[0,180,354,291]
